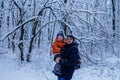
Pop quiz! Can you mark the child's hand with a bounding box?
[55,57,61,63]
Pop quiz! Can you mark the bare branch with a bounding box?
[21,0,27,6]
[44,0,50,7]
[12,0,21,11]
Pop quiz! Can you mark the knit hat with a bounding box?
[67,35,75,41]
[56,31,64,38]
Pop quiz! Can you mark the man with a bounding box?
[55,35,81,80]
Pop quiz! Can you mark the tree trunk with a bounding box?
[27,19,39,62]
[18,26,24,61]
[11,33,16,53]
[112,0,116,37]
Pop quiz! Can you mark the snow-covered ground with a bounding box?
[0,48,56,80]
[0,53,38,80]
[0,49,120,80]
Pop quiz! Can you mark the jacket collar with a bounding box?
[66,41,78,47]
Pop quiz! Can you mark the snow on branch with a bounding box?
[82,53,98,65]
[0,16,38,41]
[73,10,105,28]
[60,16,107,41]
[73,13,109,37]
[60,19,72,30]
[47,1,61,7]
[34,19,61,37]
[0,5,57,41]
[72,10,109,15]
[32,18,74,39]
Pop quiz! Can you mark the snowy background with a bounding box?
[0,0,120,80]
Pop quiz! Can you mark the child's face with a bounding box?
[57,35,64,41]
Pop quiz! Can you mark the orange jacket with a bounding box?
[52,39,66,54]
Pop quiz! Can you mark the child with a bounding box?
[52,32,66,54]
[52,31,66,76]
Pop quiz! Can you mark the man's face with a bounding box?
[66,37,73,44]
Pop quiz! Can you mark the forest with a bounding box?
[0,0,120,80]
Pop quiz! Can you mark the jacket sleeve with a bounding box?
[52,42,61,54]
[59,47,79,66]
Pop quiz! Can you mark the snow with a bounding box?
[0,54,37,80]
[0,49,120,80]
[0,49,56,80]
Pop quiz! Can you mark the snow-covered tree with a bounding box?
[0,0,120,67]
